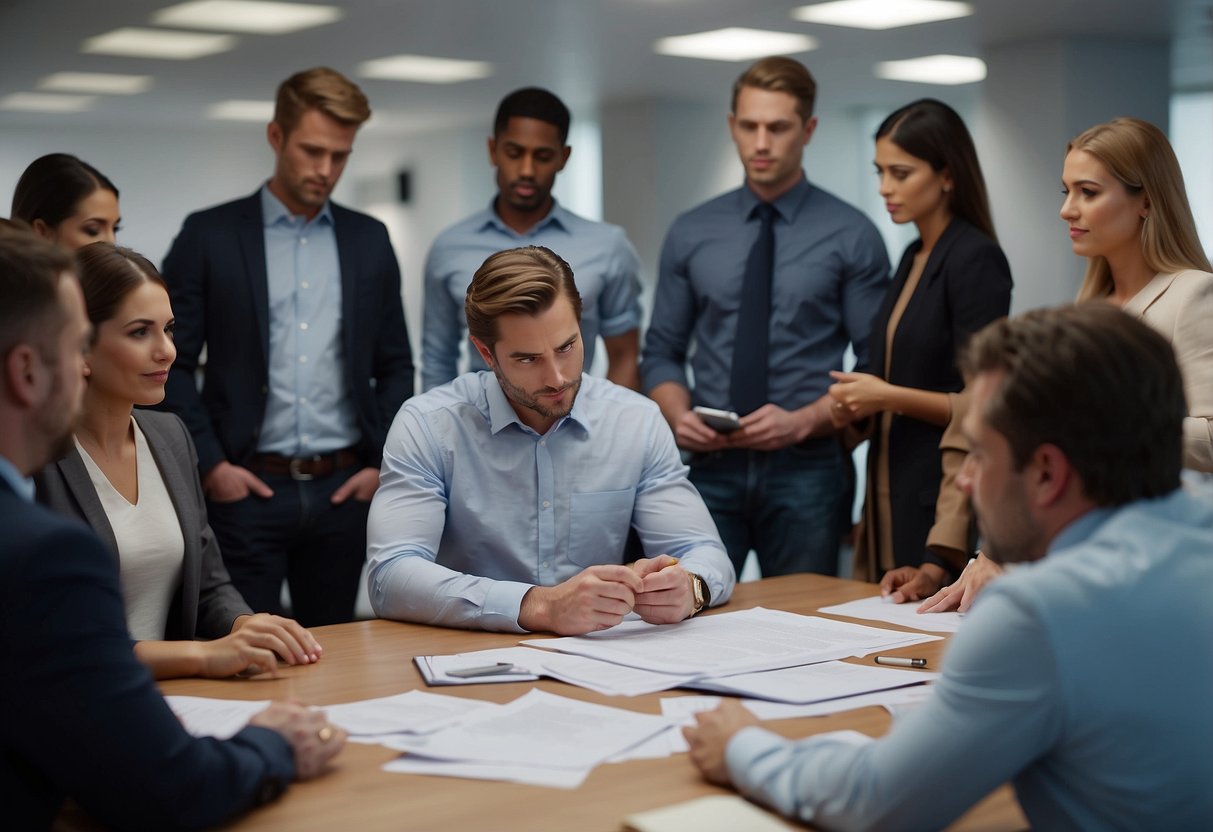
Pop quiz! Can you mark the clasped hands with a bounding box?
[518,554,697,635]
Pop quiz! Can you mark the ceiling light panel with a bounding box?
[0,93,96,113]
[793,0,972,30]
[358,55,493,84]
[655,27,818,62]
[874,54,987,85]
[153,1,342,35]
[207,99,275,121]
[82,28,236,60]
[39,72,153,95]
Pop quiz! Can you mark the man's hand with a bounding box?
[632,555,695,623]
[518,565,644,635]
[917,552,1002,613]
[673,410,732,453]
[828,370,891,421]
[880,563,949,604]
[203,461,273,502]
[727,403,815,451]
[249,701,345,780]
[331,466,379,504]
[683,700,759,786]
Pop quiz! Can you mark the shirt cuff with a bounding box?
[480,579,534,633]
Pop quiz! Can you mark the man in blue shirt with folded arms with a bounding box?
[368,245,734,634]
[683,303,1213,830]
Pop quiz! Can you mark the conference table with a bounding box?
[160,574,1028,831]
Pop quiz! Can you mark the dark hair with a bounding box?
[11,154,119,230]
[732,56,817,122]
[274,66,371,134]
[0,223,75,361]
[74,243,166,331]
[465,246,582,352]
[876,99,996,240]
[493,88,571,144]
[960,303,1184,505]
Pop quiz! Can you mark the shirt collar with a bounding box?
[483,372,591,437]
[1045,505,1115,556]
[0,455,35,502]
[260,183,334,228]
[740,173,811,224]
[481,198,569,238]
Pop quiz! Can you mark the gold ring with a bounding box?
[317,726,334,742]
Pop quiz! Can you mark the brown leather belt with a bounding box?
[250,448,360,481]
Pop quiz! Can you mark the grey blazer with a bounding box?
[34,409,251,640]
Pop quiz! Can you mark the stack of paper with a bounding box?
[690,660,938,704]
[818,595,965,633]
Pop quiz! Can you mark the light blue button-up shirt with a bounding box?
[366,372,734,631]
[0,456,34,501]
[421,201,642,391]
[258,186,359,455]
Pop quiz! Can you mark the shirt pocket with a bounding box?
[568,488,636,568]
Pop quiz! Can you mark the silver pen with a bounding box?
[874,656,927,668]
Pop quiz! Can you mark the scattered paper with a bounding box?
[383,756,590,789]
[661,685,937,723]
[818,595,965,633]
[691,660,938,704]
[166,696,270,740]
[323,689,497,736]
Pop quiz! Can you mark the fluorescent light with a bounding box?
[207,99,275,121]
[793,0,972,30]
[358,55,492,84]
[655,27,817,62]
[0,92,96,113]
[82,27,236,60]
[153,1,342,34]
[38,72,153,95]
[875,54,987,85]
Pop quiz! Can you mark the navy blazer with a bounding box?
[158,191,414,474]
[34,409,251,640]
[864,218,1012,572]
[0,477,293,830]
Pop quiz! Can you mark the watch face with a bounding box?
[692,574,706,610]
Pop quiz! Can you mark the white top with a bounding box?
[76,418,184,640]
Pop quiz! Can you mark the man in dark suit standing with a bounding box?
[0,225,344,830]
[161,67,414,625]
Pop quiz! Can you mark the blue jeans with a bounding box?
[689,441,845,578]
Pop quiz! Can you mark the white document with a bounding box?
[622,794,793,832]
[818,595,965,633]
[660,686,936,723]
[385,688,674,769]
[166,696,270,740]
[418,646,542,685]
[322,689,497,736]
[522,607,940,677]
[692,660,938,704]
[382,756,591,789]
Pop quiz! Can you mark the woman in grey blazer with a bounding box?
[36,242,322,679]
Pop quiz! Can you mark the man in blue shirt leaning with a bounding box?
[422,87,643,392]
[369,246,733,634]
[642,56,890,579]
[684,303,1213,830]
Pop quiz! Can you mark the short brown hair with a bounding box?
[0,223,75,362]
[465,246,582,352]
[960,304,1184,506]
[273,67,371,134]
[732,56,817,121]
[74,243,165,331]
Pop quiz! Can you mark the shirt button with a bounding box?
[299,355,308,363]
[542,561,550,569]
[538,440,546,447]
[299,322,309,331]
[301,281,310,289]
[300,238,308,245]
[298,396,307,404]
[543,500,551,509]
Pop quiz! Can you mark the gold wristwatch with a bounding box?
[689,572,710,616]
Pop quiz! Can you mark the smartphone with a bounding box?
[445,663,529,678]
[693,406,741,433]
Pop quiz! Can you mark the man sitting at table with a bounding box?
[367,245,734,634]
[683,303,1213,830]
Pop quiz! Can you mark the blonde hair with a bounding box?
[1068,117,1210,301]
[732,56,817,122]
[273,67,371,134]
[465,246,582,352]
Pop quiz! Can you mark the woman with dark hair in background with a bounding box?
[829,99,1012,602]
[11,153,121,248]
[35,243,322,679]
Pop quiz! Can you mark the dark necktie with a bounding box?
[730,202,776,415]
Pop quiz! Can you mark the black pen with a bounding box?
[874,656,927,668]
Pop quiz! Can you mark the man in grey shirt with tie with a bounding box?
[642,56,889,578]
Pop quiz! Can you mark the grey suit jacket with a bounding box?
[1125,269,1213,473]
[34,409,251,640]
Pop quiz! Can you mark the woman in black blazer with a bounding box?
[829,99,1012,599]
[35,242,322,679]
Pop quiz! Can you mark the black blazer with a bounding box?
[34,409,251,640]
[158,191,414,474]
[865,218,1012,571]
[0,477,293,830]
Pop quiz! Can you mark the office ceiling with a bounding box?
[0,0,1209,134]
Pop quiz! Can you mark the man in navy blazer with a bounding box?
[0,225,344,829]
[160,68,413,625]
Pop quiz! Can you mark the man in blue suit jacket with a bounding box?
[160,68,413,625]
[0,226,344,829]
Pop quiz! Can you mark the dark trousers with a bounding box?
[206,461,369,626]
[690,442,845,578]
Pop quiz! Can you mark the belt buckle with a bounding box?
[288,457,316,482]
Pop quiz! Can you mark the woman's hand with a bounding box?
[829,371,891,420]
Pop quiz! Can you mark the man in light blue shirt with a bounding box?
[369,246,733,634]
[684,304,1213,830]
[422,87,642,392]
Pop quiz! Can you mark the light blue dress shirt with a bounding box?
[366,372,735,631]
[724,484,1213,830]
[421,201,642,391]
[642,176,890,411]
[0,456,34,501]
[258,186,359,455]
